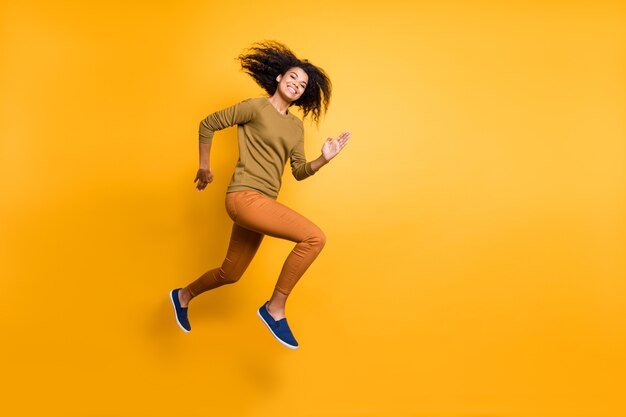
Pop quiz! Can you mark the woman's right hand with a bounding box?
[194,168,213,191]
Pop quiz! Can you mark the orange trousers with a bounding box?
[187,190,326,296]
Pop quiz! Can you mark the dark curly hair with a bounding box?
[238,41,332,124]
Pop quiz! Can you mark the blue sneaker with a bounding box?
[257,302,299,350]
[169,288,190,333]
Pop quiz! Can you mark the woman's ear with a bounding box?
[276,74,282,82]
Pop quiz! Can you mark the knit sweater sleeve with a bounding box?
[198,99,256,144]
[290,134,315,181]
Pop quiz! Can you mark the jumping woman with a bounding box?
[169,41,351,349]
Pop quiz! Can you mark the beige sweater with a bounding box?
[199,97,315,199]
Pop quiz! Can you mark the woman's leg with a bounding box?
[180,222,264,306]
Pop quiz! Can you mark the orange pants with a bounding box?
[187,190,326,296]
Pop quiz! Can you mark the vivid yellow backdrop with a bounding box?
[1,1,625,416]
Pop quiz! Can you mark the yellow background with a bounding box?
[1,0,625,416]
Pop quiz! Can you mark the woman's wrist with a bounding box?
[310,154,329,172]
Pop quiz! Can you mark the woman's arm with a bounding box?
[291,130,351,180]
[194,99,256,191]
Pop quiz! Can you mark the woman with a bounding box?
[170,41,350,349]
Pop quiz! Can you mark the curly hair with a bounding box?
[238,41,332,124]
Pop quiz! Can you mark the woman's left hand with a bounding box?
[322,131,351,162]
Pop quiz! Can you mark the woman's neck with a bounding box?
[268,95,290,115]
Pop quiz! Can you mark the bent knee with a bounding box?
[318,230,327,248]
[307,228,326,251]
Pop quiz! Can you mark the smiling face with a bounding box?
[276,67,309,103]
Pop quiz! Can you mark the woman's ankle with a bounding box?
[179,287,192,307]
[266,301,286,320]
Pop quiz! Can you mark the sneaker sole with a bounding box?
[256,309,298,350]
[169,290,190,333]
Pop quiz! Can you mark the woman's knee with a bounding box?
[306,227,326,252]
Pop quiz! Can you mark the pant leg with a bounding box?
[187,222,264,297]
[227,191,326,295]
